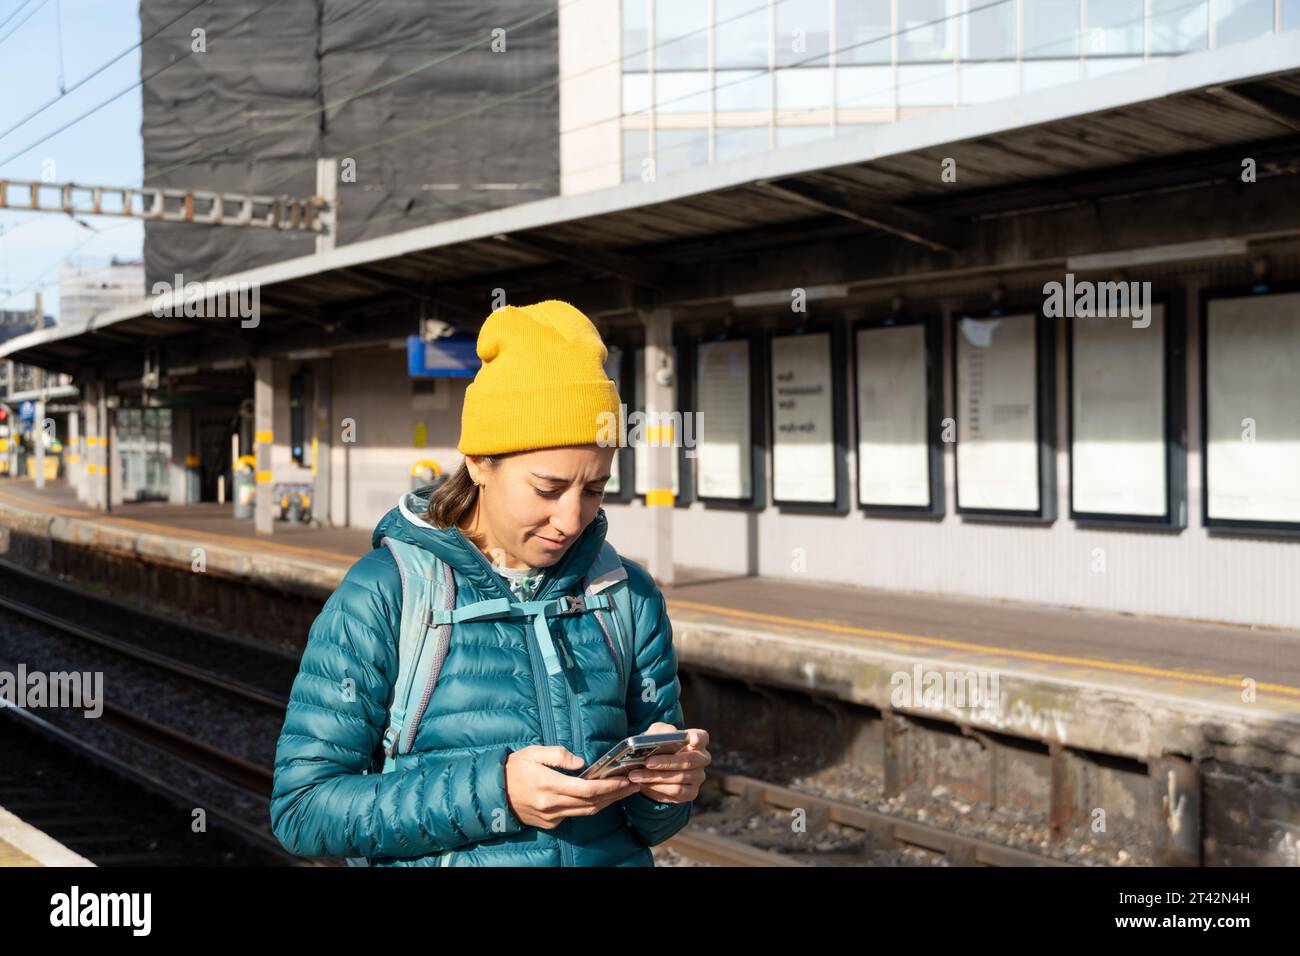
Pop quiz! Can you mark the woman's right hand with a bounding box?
[504,746,640,829]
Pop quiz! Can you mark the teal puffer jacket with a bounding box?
[269,488,692,866]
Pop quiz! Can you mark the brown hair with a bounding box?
[422,455,503,551]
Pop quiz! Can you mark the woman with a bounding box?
[269,299,710,866]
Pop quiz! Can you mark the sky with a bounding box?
[0,0,145,320]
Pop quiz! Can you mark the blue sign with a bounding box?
[18,401,34,420]
[407,335,480,378]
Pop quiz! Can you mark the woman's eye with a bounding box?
[534,488,605,499]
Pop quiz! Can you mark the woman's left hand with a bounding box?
[626,723,710,804]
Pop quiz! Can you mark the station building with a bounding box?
[2,29,1299,631]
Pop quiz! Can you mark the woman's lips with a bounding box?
[534,534,567,548]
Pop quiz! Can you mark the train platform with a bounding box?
[0,804,94,867]
[0,477,371,564]
[1,476,1297,777]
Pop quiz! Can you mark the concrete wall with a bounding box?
[322,345,465,531]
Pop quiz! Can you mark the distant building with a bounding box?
[139,0,559,286]
[0,310,51,345]
[0,311,54,396]
[58,261,145,326]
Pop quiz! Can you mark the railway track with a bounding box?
[1,561,1080,867]
[0,557,296,707]
[0,564,296,863]
[665,769,1079,867]
[0,704,293,865]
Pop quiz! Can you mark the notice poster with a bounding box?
[771,331,836,504]
[856,323,930,507]
[1072,305,1167,516]
[604,347,622,494]
[1206,292,1300,524]
[955,315,1039,512]
[633,347,680,498]
[696,339,752,500]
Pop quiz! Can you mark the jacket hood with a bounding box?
[371,485,611,598]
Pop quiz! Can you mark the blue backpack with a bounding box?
[345,536,638,866]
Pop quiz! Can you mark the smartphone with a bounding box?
[578,732,690,780]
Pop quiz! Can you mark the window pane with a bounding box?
[899,0,958,62]
[623,128,650,182]
[656,0,709,70]
[716,0,770,69]
[715,126,770,161]
[960,62,1018,103]
[776,66,832,110]
[838,65,894,108]
[656,71,712,112]
[623,0,648,71]
[1285,0,1300,30]
[837,0,890,64]
[1215,0,1274,46]
[775,125,832,147]
[623,72,651,114]
[1150,0,1208,53]
[715,69,771,110]
[1084,0,1144,56]
[1022,58,1082,91]
[962,0,1015,60]
[1083,55,1145,76]
[1023,0,1080,58]
[655,128,710,177]
[898,62,955,105]
[775,0,830,67]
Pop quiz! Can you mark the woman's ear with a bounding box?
[464,455,483,485]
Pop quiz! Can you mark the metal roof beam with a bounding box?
[919,134,1300,216]
[255,291,336,331]
[1206,82,1300,134]
[492,233,672,290]
[431,287,494,323]
[755,178,967,255]
[153,315,255,347]
[342,266,424,299]
[80,327,139,346]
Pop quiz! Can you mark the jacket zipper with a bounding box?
[520,607,571,867]
[453,527,591,868]
[557,630,585,768]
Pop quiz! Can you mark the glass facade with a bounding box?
[618,0,1296,182]
[118,407,172,502]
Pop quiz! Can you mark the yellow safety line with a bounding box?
[0,487,355,565]
[666,598,1300,700]
[2,485,1295,699]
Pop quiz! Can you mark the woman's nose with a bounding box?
[549,492,583,537]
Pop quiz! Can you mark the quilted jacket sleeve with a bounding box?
[269,549,525,860]
[619,561,694,847]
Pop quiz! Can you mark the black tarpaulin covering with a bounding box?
[141,0,559,287]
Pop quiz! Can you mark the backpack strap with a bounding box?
[428,592,615,679]
[379,537,636,760]
[378,536,455,770]
[349,537,638,867]
[347,536,454,868]
[583,541,636,695]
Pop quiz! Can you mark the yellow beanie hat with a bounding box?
[458,300,623,455]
